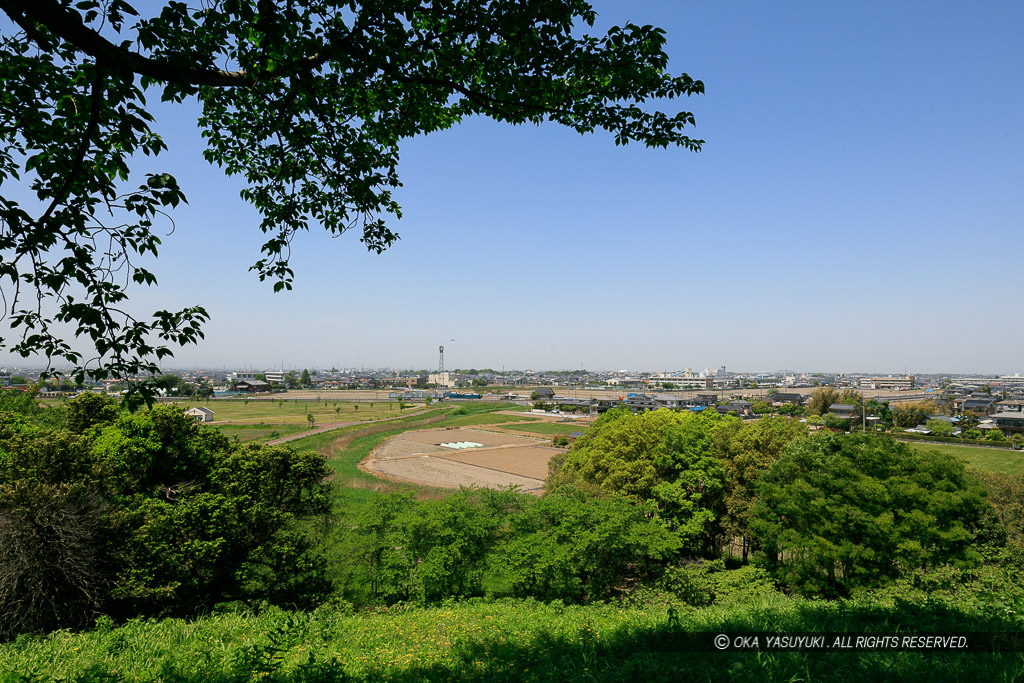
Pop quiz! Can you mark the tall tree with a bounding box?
[548,407,729,553]
[0,1,703,405]
[750,433,987,596]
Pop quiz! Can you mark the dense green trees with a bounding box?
[925,418,955,437]
[547,408,730,551]
[893,404,930,430]
[0,393,330,638]
[344,487,678,605]
[714,417,808,561]
[804,387,862,417]
[548,408,810,557]
[750,433,988,596]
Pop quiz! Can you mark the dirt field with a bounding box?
[399,428,540,448]
[436,446,557,480]
[364,427,559,494]
[370,456,546,493]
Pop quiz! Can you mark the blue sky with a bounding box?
[3,1,1022,374]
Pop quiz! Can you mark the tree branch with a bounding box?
[0,0,247,85]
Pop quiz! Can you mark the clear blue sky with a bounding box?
[4,1,1022,374]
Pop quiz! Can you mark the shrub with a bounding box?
[0,482,108,639]
[658,560,776,606]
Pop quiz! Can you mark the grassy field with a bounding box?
[171,398,410,425]
[211,422,310,443]
[908,442,1024,475]
[3,593,1021,682]
[444,412,538,427]
[502,422,589,436]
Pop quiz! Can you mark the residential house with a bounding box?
[962,396,999,416]
[233,379,272,393]
[992,412,1024,435]
[623,394,660,412]
[717,400,754,418]
[829,403,859,420]
[185,406,214,423]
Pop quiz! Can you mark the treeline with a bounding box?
[547,408,1008,596]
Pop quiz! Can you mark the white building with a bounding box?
[185,406,214,423]
[428,371,455,388]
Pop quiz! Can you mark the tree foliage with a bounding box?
[892,404,930,430]
[750,433,988,596]
[714,417,808,559]
[804,387,862,417]
[547,407,731,552]
[344,486,678,605]
[0,0,703,402]
[925,418,955,438]
[0,394,331,637]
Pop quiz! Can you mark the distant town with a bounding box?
[3,364,1024,395]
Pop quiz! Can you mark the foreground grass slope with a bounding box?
[2,592,1022,682]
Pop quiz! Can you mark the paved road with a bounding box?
[264,408,436,446]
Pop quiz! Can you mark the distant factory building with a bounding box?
[859,375,915,390]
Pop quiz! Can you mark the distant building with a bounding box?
[647,370,714,390]
[185,406,214,423]
[390,375,428,388]
[233,379,272,393]
[829,404,859,420]
[859,375,915,390]
[962,396,999,416]
[717,400,753,418]
[428,372,455,388]
[993,412,1024,435]
[533,387,555,400]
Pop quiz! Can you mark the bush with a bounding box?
[0,482,108,639]
[658,560,776,607]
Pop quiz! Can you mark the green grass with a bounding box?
[3,594,1022,682]
[502,422,588,436]
[212,423,310,443]
[444,413,540,427]
[908,442,1024,475]
[171,398,405,426]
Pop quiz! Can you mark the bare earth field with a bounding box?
[370,456,546,493]
[363,427,560,494]
[398,428,540,448]
[436,446,557,480]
